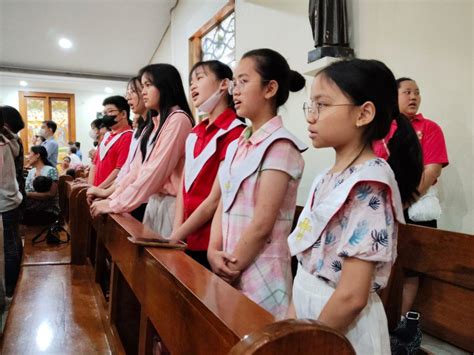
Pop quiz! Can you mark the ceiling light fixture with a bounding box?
[19,80,28,87]
[104,87,114,94]
[58,38,73,49]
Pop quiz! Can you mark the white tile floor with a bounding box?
[422,333,470,355]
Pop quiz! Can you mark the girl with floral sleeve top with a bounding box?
[288,59,423,354]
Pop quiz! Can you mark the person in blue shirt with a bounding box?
[40,120,59,167]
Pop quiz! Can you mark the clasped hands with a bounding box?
[207,249,241,284]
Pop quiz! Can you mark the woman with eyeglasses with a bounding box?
[169,60,245,269]
[288,59,423,354]
[207,49,306,319]
[91,64,194,236]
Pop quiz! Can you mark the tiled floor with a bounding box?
[422,333,470,355]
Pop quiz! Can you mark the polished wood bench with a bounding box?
[64,184,353,354]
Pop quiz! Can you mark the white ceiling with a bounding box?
[0,71,128,94]
[0,0,176,77]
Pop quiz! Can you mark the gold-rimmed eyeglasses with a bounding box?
[303,102,355,119]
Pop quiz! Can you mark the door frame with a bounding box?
[18,91,76,152]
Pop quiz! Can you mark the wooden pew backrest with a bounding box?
[228,319,355,355]
[384,224,474,352]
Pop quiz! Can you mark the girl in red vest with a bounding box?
[169,61,245,269]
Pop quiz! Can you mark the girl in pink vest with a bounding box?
[208,49,307,319]
[288,59,423,354]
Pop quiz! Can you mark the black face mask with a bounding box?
[102,115,118,128]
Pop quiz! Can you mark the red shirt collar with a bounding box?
[110,125,131,136]
[410,113,425,122]
[193,108,237,135]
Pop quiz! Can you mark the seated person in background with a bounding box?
[33,134,45,147]
[74,141,82,160]
[22,146,59,225]
[60,156,71,174]
[69,146,82,168]
[87,96,132,188]
[32,176,53,193]
[65,168,76,179]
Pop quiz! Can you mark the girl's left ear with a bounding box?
[355,101,376,128]
[220,78,230,92]
[264,80,279,100]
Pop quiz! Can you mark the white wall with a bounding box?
[150,0,473,234]
[149,0,229,93]
[0,82,127,165]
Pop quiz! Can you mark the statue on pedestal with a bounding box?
[308,0,354,62]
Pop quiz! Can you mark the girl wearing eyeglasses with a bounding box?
[288,59,423,354]
[207,48,306,319]
[169,60,245,269]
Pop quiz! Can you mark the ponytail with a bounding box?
[386,114,423,205]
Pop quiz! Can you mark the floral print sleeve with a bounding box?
[299,179,398,292]
[336,181,395,263]
[46,166,59,181]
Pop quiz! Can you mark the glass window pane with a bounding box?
[26,98,45,148]
[201,12,235,68]
[51,99,69,152]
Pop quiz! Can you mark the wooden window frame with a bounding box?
[188,0,235,70]
[19,91,76,152]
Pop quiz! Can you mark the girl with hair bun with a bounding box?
[288,59,423,354]
[208,48,307,319]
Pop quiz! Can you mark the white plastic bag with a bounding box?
[408,186,442,222]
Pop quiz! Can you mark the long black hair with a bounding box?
[138,64,193,160]
[127,76,147,139]
[242,48,306,108]
[31,145,53,167]
[1,105,25,133]
[319,59,423,205]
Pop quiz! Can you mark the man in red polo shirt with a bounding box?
[88,96,133,187]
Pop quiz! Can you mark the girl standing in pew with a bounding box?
[287,59,423,354]
[374,77,449,319]
[91,64,194,237]
[87,76,147,205]
[169,60,245,269]
[207,49,307,319]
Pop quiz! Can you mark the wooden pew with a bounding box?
[66,180,91,265]
[229,319,355,354]
[382,224,474,353]
[292,205,474,353]
[65,190,352,354]
[58,174,73,223]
